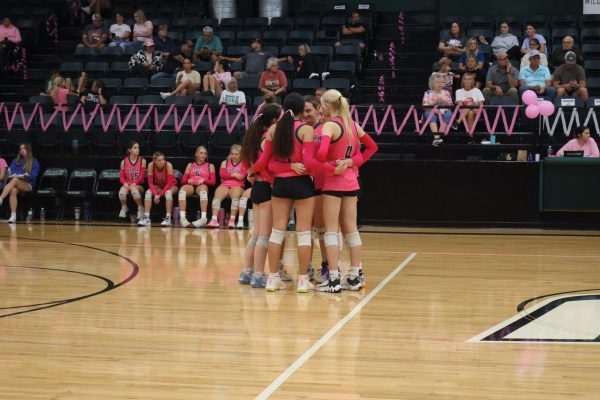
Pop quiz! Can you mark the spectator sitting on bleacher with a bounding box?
[556,125,599,157]
[0,17,22,67]
[553,51,588,102]
[551,36,584,68]
[153,25,178,60]
[77,13,108,49]
[130,10,153,47]
[40,69,76,97]
[482,52,518,103]
[462,55,486,89]
[80,79,108,105]
[51,77,76,105]
[155,39,194,79]
[129,39,163,79]
[422,72,454,146]
[518,49,556,100]
[458,37,485,72]
[438,21,465,61]
[220,39,273,80]
[108,12,130,51]
[335,10,366,49]
[0,143,40,224]
[219,78,246,106]
[520,38,548,68]
[521,24,547,55]
[203,59,231,97]
[433,57,455,92]
[287,43,329,81]
[193,26,223,63]
[259,57,288,98]
[161,58,200,99]
[485,21,519,60]
[455,74,485,131]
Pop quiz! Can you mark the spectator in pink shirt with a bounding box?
[258,57,288,97]
[0,17,22,67]
[556,125,600,158]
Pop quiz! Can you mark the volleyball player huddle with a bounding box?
[239,90,378,294]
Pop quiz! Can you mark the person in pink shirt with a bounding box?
[51,77,75,105]
[258,58,288,97]
[556,125,600,158]
[0,156,7,191]
[0,18,22,67]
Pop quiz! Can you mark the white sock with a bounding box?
[211,215,218,221]
[180,211,186,218]
[144,212,150,217]
[348,266,360,277]
[121,205,127,211]
[166,213,171,217]
[10,212,16,218]
[238,216,243,222]
[201,211,207,219]
[330,269,340,280]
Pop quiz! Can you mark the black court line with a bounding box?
[0,235,139,319]
[360,229,600,238]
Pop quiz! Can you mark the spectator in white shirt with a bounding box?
[160,58,201,99]
[108,12,131,51]
[455,74,485,129]
[219,78,246,106]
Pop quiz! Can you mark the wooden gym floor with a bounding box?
[1,223,600,399]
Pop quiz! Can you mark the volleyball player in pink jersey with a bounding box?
[316,89,378,292]
[207,144,248,228]
[239,103,282,288]
[179,146,216,227]
[118,141,147,221]
[138,151,178,226]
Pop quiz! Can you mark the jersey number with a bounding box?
[344,145,354,158]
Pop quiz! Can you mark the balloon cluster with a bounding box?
[398,12,405,46]
[522,90,555,118]
[378,75,385,103]
[389,41,396,79]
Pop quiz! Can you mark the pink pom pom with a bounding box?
[521,90,538,106]
[525,104,540,119]
[539,100,555,116]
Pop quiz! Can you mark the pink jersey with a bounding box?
[276,120,307,178]
[322,117,360,192]
[152,164,168,188]
[312,122,325,190]
[124,156,143,184]
[257,131,275,184]
[220,159,247,187]
[189,161,211,185]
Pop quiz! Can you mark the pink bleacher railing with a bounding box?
[0,103,523,136]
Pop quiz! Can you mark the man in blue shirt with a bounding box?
[193,26,223,63]
[518,49,557,100]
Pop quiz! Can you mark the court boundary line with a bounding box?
[255,252,418,400]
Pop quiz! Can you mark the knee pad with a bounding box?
[212,198,221,209]
[178,190,187,201]
[118,188,128,200]
[130,188,141,199]
[323,231,339,248]
[164,191,173,201]
[256,236,269,248]
[231,198,240,211]
[269,228,285,245]
[297,230,312,247]
[247,233,258,247]
[239,197,248,209]
[199,191,208,201]
[345,231,362,247]
[144,190,152,201]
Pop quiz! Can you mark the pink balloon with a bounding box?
[539,100,555,116]
[525,104,540,119]
[522,90,538,106]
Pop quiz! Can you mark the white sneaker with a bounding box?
[192,217,207,228]
[180,216,191,228]
[321,72,330,80]
[341,270,365,291]
[309,73,320,80]
[296,275,314,293]
[161,215,171,226]
[118,207,128,219]
[266,274,287,292]
[432,138,444,147]
[160,92,172,100]
[137,207,144,220]
[81,5,91,14]
[138,216,151,226]
[7,214,16,224]
[236,219,244,229]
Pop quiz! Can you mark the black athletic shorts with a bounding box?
[251,180,272,204]
[272,175,315,200]
[321,189,361,198]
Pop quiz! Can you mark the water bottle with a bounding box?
[40,207,45,222]
[547,145,554,157]
[172,206,180,226]
[26,208,33,222]
[72,139,79,155]
[196,210,201,221]
[373,50,378,60]
[83,202,91,222]
[527,152,533,161]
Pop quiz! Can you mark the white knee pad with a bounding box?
[164,191,173,201]
[345,231,362,247]
[231,198,240,211]
[130,187,141,199]
[144,190,153,201]
[297,230,312,247]
[212,198,221,209]
[199,191,208,201]
[118,188,128,200]
[247,234,258,247]
[239,197,248,209]
[256,236,269,248]
[178,190,187,201]
[269,228,285,245]
[323,231,339,248]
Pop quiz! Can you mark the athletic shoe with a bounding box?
[180,216,191,228]
[161,216,171,226]
[265,274,286,291]
[7,214,16,224]
[296,276,314,293]
[321,71,330,80]
[316,276,342,293]
[192,217,208,228]
[239,269,252,285]
[341,270,365,291]
[118,207,128,219]
[236,219,244,229]
[227,218,235,229]
[136,207,144,220]
[307,264,315,281]
[278,264,292,281]
[432,137,444,147]
[160,92,172,99]
[207,219,220,228]
[250,272,267,288]
[137,216,151,226]
[309,73,320,80]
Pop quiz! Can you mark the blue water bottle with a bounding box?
[547,145,553,157]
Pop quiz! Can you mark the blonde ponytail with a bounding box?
[322,89,354,141]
